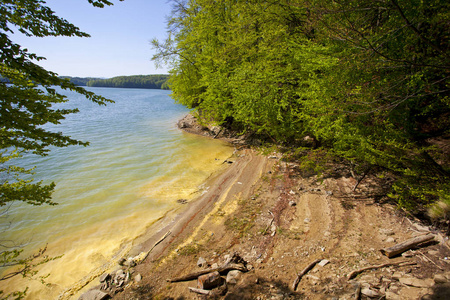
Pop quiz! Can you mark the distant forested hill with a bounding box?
[60,76,102,86]
[86,75,170,89]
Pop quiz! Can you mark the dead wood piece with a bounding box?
[292,259,321,291]
[418,251,444,271]
[352,167,370,192]
[347,261,416,280]
[198,271,222,290]
[354,282,361,300]
[263,211,275,235]
[168,263,247,283]
[189,287,211,295]
[380,233,435,258]
[141,230,171,263]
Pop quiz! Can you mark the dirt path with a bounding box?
[108,149,450,300]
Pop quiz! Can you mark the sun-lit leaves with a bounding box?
[155,0,450,210]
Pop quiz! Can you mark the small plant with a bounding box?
[177,243,202,256]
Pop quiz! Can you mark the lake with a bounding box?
[0,87,234,299]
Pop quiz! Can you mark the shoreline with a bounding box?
[81,114,450,300]
[74,114,244,298]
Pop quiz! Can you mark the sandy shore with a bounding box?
[127,147,266,264]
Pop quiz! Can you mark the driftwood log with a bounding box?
[168,263,247,283]
[188,287,211,295]
[347,261,416,280]
[380,233,435,258]
[292,259,321,291]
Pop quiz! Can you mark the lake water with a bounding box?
[0,87,234,299]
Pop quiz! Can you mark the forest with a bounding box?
[153,0,449,216]
[59,76,102,86]
[86,74,170,89]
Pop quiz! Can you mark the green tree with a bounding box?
[0,0,122,297]
[86,74,170,89]
[303,0,450,208]
[154,0,449,213]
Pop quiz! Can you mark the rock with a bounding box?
[434,274,448,284]
[361,288,380,298]
[134,273,142,282]
[113,269,126,286]
[386,237,396,243]
[399,277,434,288]
[318,259,330,267]
[78,289,110,300]
[126,258,136,267]
[385,291,401,300]
[304,218,310,223]
[402,251,414,257]
[412,223,430,232]
[226,270,243,285]
[379,228,395,236]
[118,258,126,266]
[428,250,439,255]
[211,263,219,269]
[198,271,222,290]
[197,257,207,268]
[99,273,110,283]
[289,201,296,207]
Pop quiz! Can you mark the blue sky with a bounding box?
[10,0,172,78]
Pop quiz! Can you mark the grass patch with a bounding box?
[177,243,203,256]
[225,197,261,237]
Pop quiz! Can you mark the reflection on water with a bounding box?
[0,87,234,299]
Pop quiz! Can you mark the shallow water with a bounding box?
[0,87,234,299]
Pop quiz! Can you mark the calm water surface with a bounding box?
[1,87,233,299]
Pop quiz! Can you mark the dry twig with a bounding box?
[292,259,321,291]
[347,261,416,280]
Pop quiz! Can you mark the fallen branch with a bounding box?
[352,167,371,192]
[168,263,247,283]
[262,211,275,235]
[292,259,321,291]
[418,251,444,271]
[347,261,416,280]
[189,287,211,295]
[354,282,361,300]
[380,233,435,258]
[142,230,171,263]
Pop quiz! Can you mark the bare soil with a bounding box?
[109,118,450,300]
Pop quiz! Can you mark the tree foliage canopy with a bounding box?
[1,0,122,295]
[0,0,124,207]
[154,0,449,210]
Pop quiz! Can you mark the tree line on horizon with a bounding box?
[153,0,449,217]
[61,74,170,89]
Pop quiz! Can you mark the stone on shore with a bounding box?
[78,289,110,300]
[198,271,222,290]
